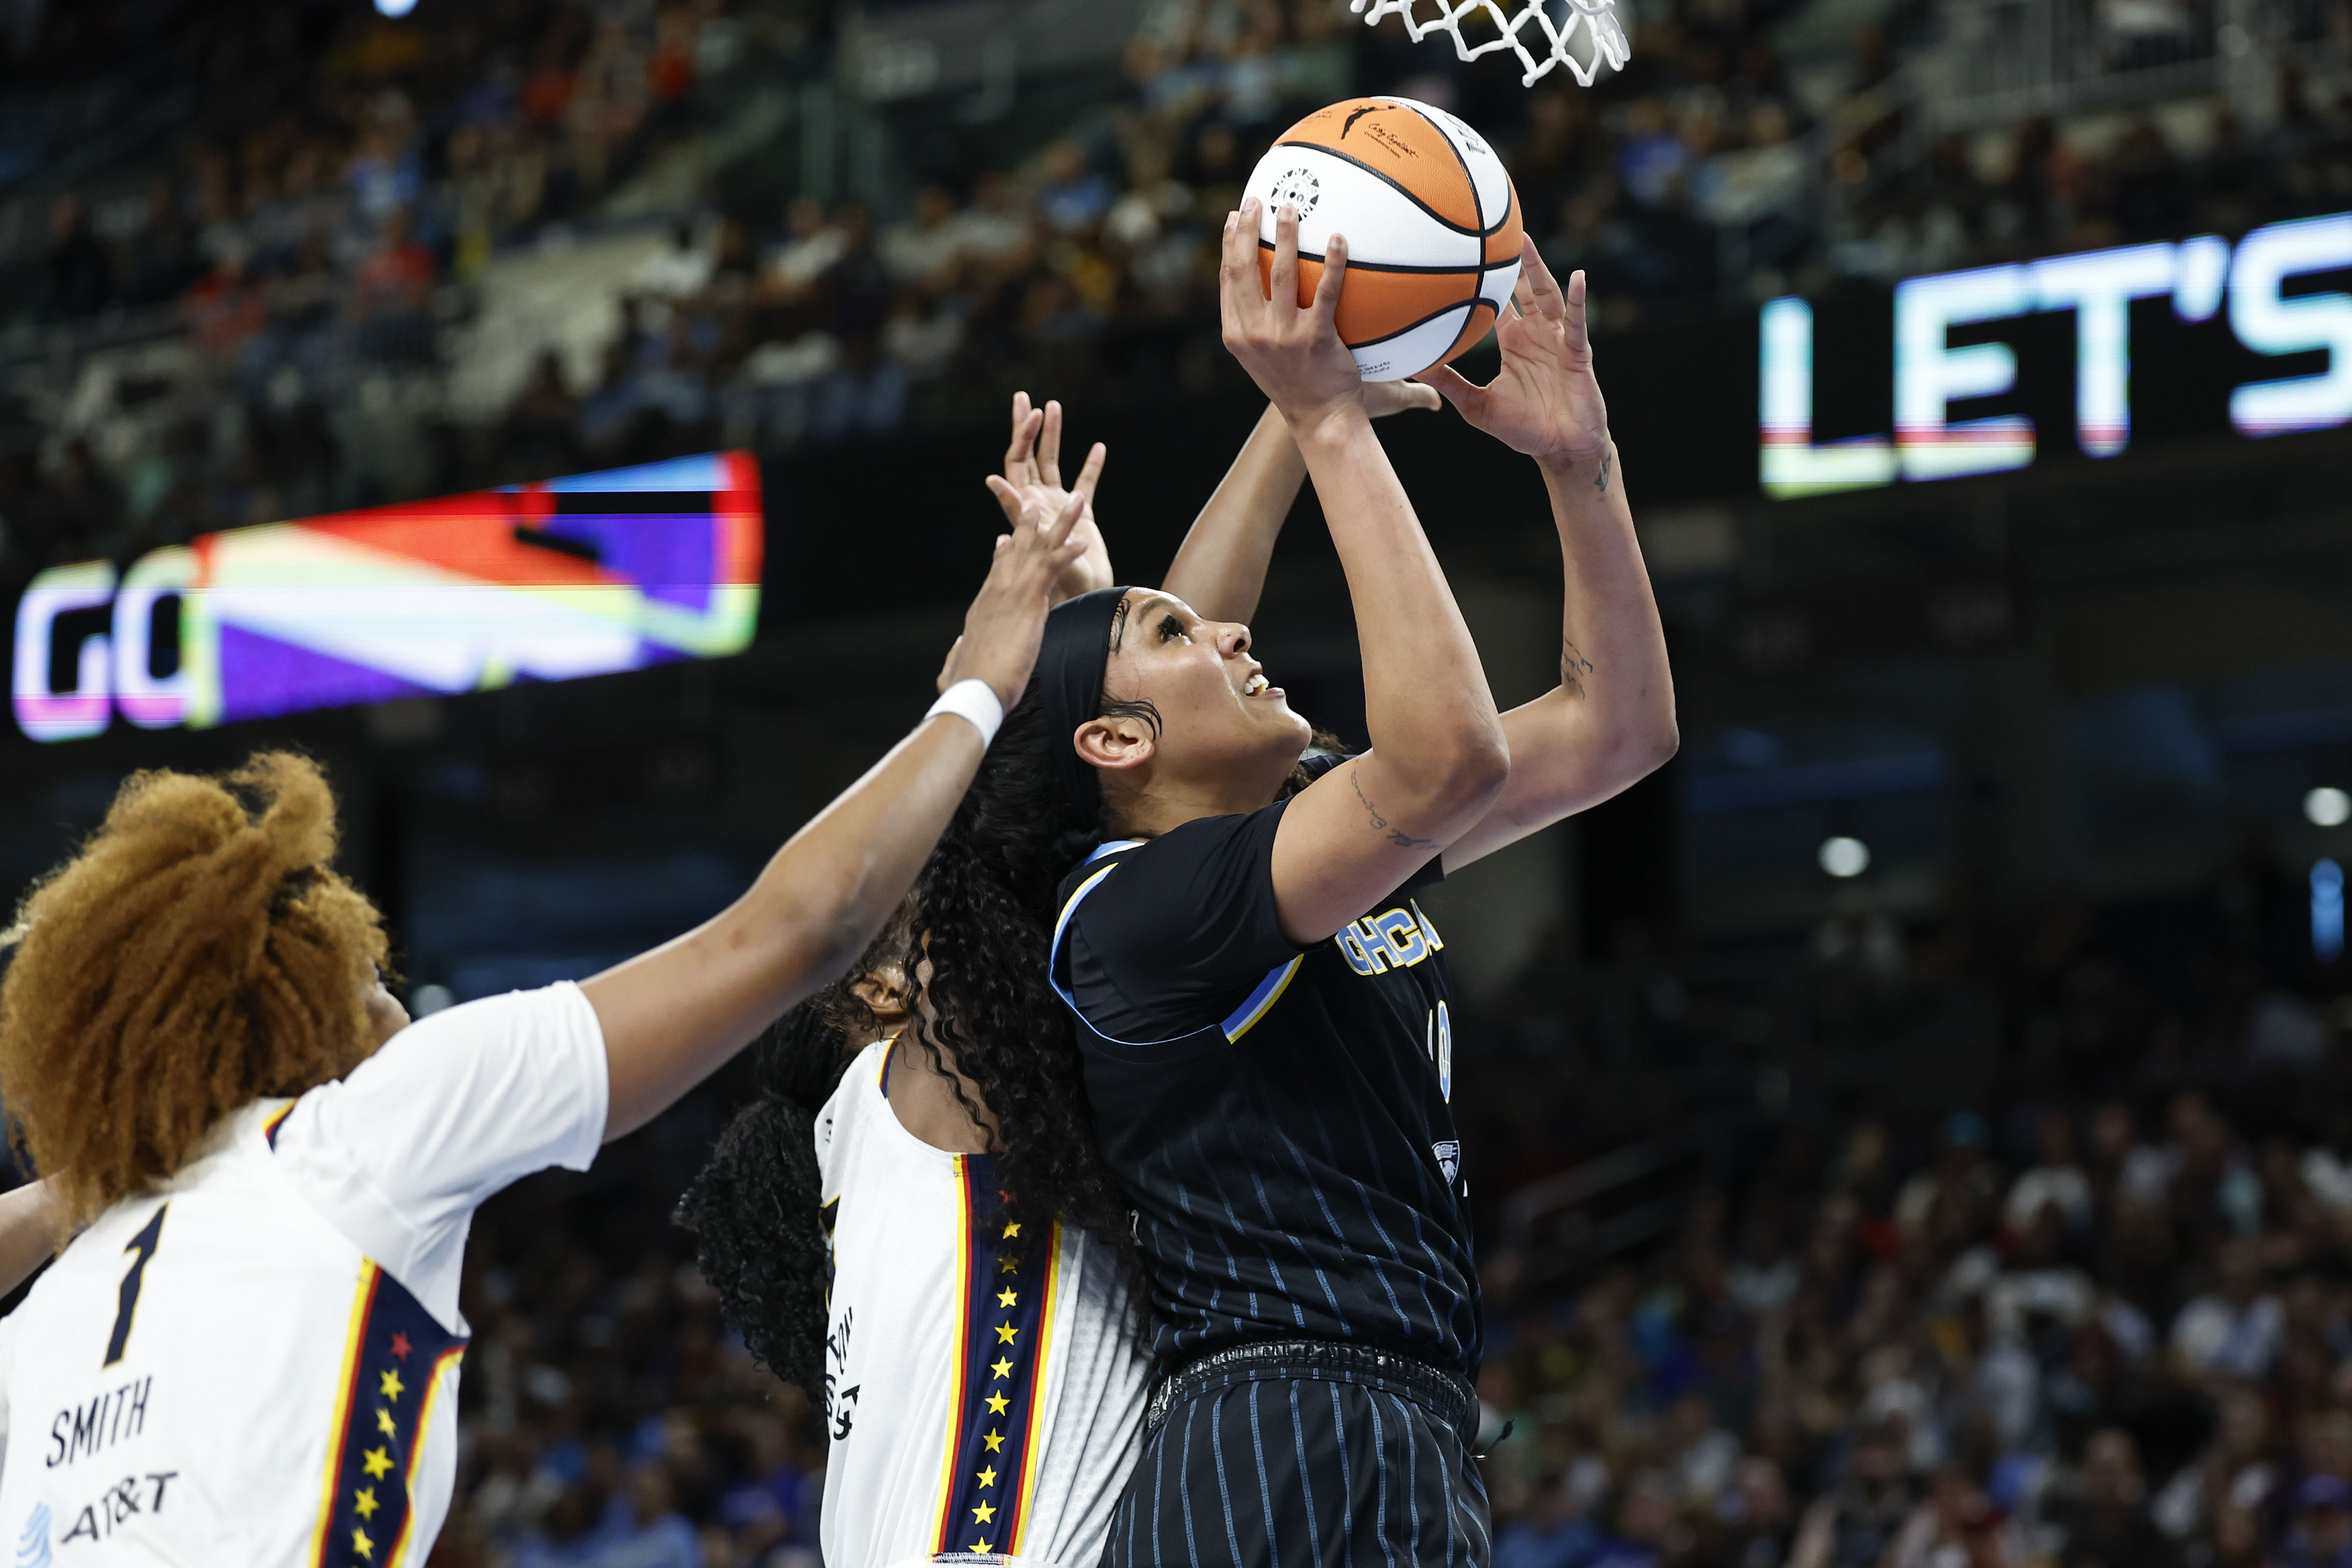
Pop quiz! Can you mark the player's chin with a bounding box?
[1262,703,1312,743]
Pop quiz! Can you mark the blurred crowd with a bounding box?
[1475,1088,2352,1568]
[0,0,814,583]
[409,831,2352,1568]
[427,1089,831,1568]
[7,0,2352,589]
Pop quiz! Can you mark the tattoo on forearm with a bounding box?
[1562,638,1595,700]
[1593,450,1612,496]
[1351,766,1436,848]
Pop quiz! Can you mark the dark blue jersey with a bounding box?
[1050,795,1479,1380]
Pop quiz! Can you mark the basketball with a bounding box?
[1246,95,1524,383]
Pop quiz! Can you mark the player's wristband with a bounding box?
[927,678,1005,748]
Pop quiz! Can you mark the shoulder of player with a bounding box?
[811,1038,896,1151]
[1058,807,1282,900]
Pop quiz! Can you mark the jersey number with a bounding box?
[103,1203,168,1367]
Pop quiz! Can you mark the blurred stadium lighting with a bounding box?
[373,0,419,15]
[1818,836,1870,878]
[2308,787,2352,828]
[2316,860,2346,962]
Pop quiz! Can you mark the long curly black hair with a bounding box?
[679,661,1338,1396]
[674,938,892,1394]
[891,687,1137,1242]
[677,687,1139,1397]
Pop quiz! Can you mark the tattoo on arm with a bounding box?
[1350,765,1436,849]
[1593,449,1612,496]
[1561,638,1596,700]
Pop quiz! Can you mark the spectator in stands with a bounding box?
[2284,1475,2352,1568]
[41,193,113,322]
[2171,1239,2286,1385]
[500,350,582,480]
[2057,1427,2177,1568]
[2009,1109,2096,1239]
[182,240,269,360]
[1789,1432,1916,1568]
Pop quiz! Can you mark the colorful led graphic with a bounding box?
[14,451,762,743]
[1760,211,2352,497]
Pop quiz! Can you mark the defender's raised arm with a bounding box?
[586,487,1087,1139]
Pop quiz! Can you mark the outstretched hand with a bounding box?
[1415,242,1612,475]
[991,391,1111,601]
[1221,198,1365,433]
[941,484,1091,709]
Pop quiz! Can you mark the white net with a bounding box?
[1349,0,1632,89]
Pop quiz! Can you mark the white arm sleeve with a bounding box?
[270,982,609,1326]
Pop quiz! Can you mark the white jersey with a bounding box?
[0,983,607,1566]
[816,1039,1147,1568]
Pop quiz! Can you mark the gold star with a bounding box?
[997,1288,1017,1308]
[977,1466,998,1488]
[983,1429,1005,1451]
[985,1393,1010,1416]
[1001,1221,1021,1239]
[378,1370,403,1402]
[375,1407,397,1437]
[361,1447,393,1480]
[352,1526,375,1559]
[353,1488,379,1520]
[990,1356,1013,1379]
[972,1501,997,1524]
[995,1322,1018,1344]
[970,1540,993,1554]
[998,1256,1018,1274]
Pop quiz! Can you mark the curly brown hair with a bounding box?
[0,751,390,1232]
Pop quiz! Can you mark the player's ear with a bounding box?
[1073,715,1155,773]
[851,960,913,1027]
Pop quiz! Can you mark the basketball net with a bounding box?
[1349,0,1632,88]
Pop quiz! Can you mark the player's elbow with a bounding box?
[1598,714,1678,793]
[1424,723,1512,816]
[1636,716,1680,771]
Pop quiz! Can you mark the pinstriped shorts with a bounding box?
[1100,1370,1494,1568]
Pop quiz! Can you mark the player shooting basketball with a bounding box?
[844,195,1673,1564]
[0,492,1087,1564]
[679,376,1441,1568]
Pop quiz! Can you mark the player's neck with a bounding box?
[883,1029,998,1155]
[1110,760,1290,838]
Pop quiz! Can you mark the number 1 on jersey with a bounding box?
[104,1202,168,1367]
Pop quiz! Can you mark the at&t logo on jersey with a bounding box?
[52,1473,178,1552]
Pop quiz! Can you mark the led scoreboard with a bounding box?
[1760,212,2352,497]
[12,451,762,743]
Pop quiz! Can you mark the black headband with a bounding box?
[1037,586,1131,830]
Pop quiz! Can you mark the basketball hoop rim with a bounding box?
[1349,0,1634,91]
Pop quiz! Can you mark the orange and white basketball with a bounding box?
[1247,95,1524,383]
